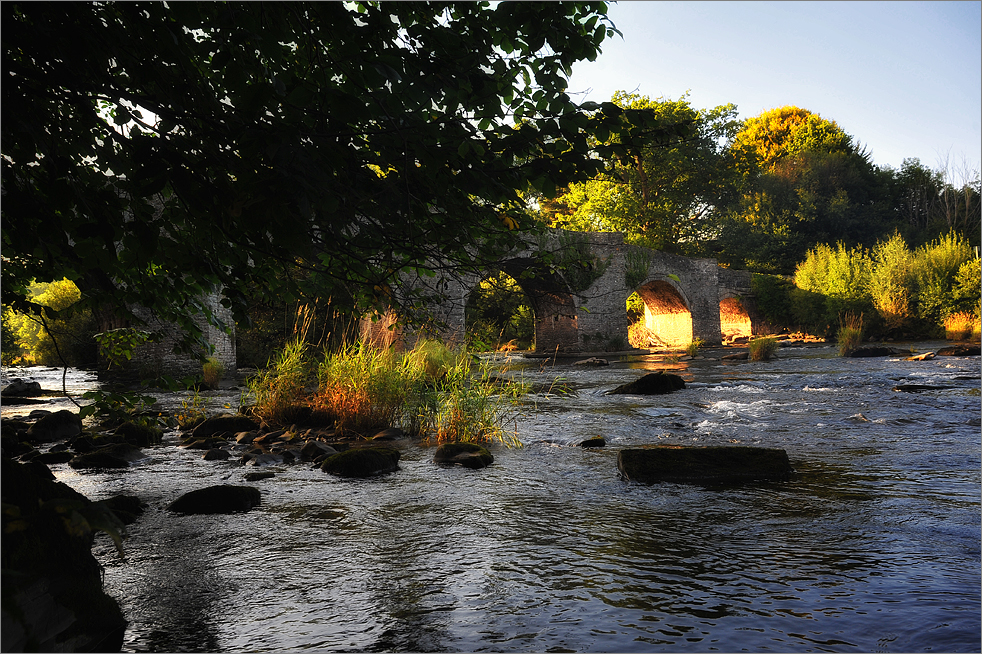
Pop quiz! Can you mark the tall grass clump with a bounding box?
[837,312,865,356]
[309,338,523,446]
[425,353,522,447]
[748,335,779,361]
[685,338,703,357]
[247,338,310,425]
[316,342,415,435]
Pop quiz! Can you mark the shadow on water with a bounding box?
[104,510,228,653]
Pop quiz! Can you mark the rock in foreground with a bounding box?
[191,414,261,439]
[320,447,400,478]
[609,372,685,395]
[618,445,793,484]
[167,485,261,514]
[433,442,494,469]
[25,410,82,443]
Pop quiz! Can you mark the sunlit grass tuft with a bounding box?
[837,312,865,356]
[748,335,779,361]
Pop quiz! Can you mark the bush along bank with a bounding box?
[750,232,981,342]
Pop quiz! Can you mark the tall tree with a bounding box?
[539,92,742,253]
[714,106,893,273]
[3,1,639,347]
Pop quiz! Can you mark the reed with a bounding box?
[837,312,865,356]
[748,335,779,361]
[246,337,311,425]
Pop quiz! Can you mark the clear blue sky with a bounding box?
[564,1,982,176]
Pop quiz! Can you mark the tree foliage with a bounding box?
[714,106,899,272]
[540,92,742,252]
[3,1,651,348]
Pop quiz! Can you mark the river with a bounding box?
[3,341,980,652]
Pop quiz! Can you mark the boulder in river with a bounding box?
[69,443,143,469]
[433,442,494,469]
[167,485,262,514]
[114,420,163,446]
[2,379,43,396]
[617,445,793,484]
[320,446,400,478]
[25,410,82,443]
[97,494,146,525]
[573,357,609,366]
[191,414,261,439]
[578,437,606,448]
[203,448,232,461]
[609,372,686,395]
[300,440,338,461]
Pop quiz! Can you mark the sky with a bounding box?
[564,1,982,176]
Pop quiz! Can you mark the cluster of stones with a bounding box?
[177,414,493,475]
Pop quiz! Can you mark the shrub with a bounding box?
[911,232,974,324]
[866,233,914,330]
[685,338,703,357]
[202,357,224,390]
[952,257,981,316]
[1,305,19,365]
[837,312,864,356]
[748,335,779,361]
[750,273,796,327]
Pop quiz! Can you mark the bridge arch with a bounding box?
[632,277,694,348]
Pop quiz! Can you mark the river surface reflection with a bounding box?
[6,342,980,652]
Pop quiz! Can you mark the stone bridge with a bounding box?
[367,230,767,353]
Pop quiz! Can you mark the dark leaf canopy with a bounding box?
[3,1,635,338]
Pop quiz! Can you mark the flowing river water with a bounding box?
[2,341,980,652]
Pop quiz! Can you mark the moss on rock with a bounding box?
[320,447,400,478]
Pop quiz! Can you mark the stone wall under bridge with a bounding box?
[363,230,766,353]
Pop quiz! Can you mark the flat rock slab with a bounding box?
[609,372,685,395]
[618,445,793,484]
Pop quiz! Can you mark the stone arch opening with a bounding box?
[631,280,693,349]
[720,296,752,343]
[464,271,535,351]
